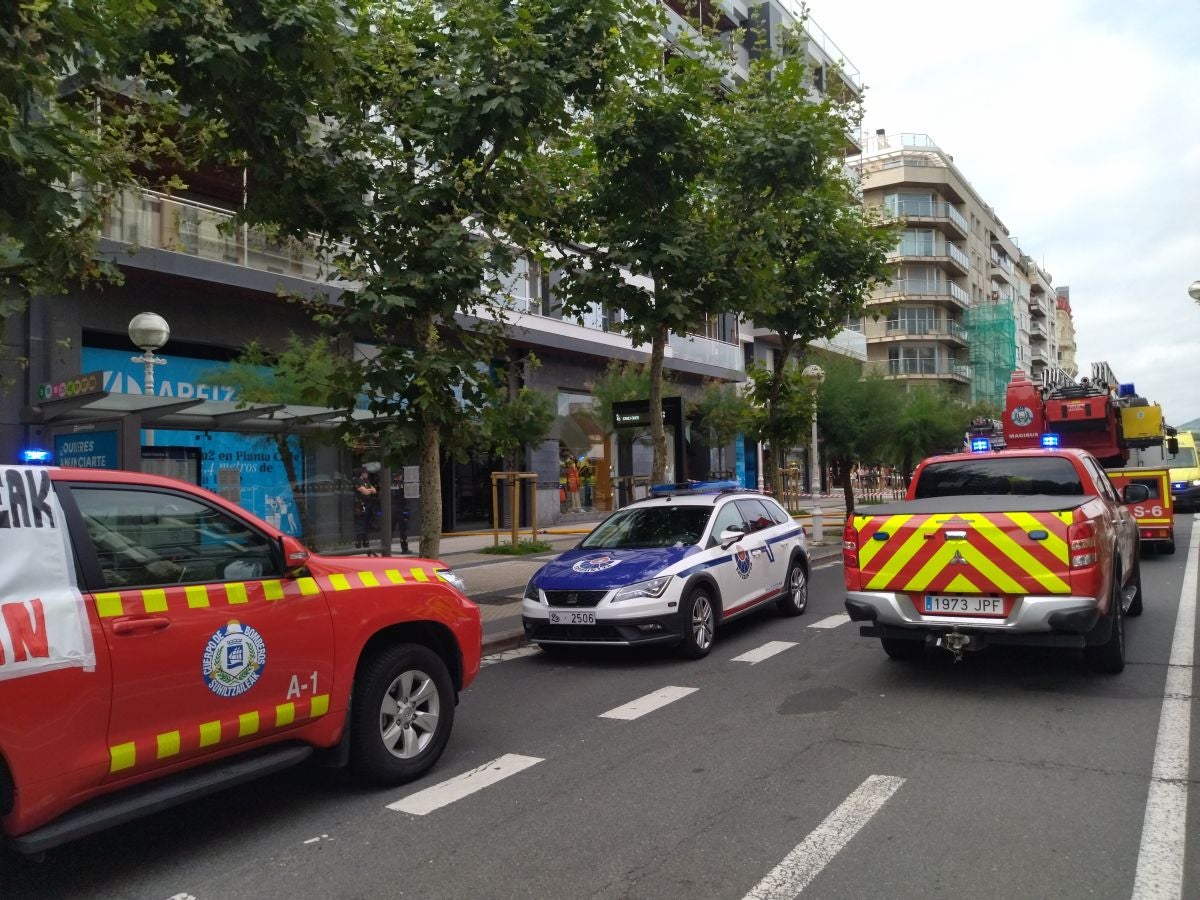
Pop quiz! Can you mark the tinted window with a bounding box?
[710,501,748,539]
[73,487,280,589]
[580,506,712,549]
[736,499,775,533]
[761,498,792,525]
[913,458,1084,498]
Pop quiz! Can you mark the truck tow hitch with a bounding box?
[935,631,970,662]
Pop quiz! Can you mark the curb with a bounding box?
[482,627,527,656]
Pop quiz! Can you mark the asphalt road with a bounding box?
[3,519,1197,900]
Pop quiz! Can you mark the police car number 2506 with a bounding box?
[549,610,596,625]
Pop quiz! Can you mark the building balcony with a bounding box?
[1029,319,1048,341]
[869,320,969,345]
[872,279,970,309]
[808,327,867,361]
[1029,292,1049,318]
[102,187,335,281]
[668,331,744,372]
[866,359,973,382]
[886,199,968,239]
[889,240,969,275]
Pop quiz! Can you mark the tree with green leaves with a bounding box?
[814,357,900,515]
[544,15,738,485]
[743,359,817,490]
[692,380,752,477]
[889,387,970,485]
[723,25,897,497]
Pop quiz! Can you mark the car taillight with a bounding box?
[1068,520,1097,567]
[842,521,858,569]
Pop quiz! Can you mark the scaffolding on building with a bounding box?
[967,298,1016,407]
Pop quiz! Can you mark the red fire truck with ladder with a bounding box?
[999,363,1178,554]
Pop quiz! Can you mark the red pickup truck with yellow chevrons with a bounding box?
[842,448,1149,673]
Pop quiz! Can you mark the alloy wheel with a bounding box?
[379,668,441,759]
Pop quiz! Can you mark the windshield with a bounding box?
[1125,445,1198,469]
[914,457,1084,498]
[580,506,713,549]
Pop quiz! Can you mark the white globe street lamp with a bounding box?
[1189,280,1200,306]
[801,364,826,543]
[128,312,170,395]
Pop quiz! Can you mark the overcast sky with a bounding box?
[809,0,1200,427]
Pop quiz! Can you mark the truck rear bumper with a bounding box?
[845,591,1100,636]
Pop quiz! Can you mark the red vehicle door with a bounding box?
[66,482,336,782]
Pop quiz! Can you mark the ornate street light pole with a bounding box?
[129,312,170,447]
[1188,280,1200,306]
[801,363,825,543]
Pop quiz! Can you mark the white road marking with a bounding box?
[599,686,698,721]
[742,774,906,899]
[1131,531,1197,899]
[808,614,850,629]
[480,646,541,667]
[731,641,797,664]
[813,561,842,571]
[387,754,543,815]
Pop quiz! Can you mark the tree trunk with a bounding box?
[764,334,796,499]
[648,319,668,484]
[417,315,443,559]
[275,433,316,548]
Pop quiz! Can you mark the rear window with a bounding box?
[913,457,1085,498]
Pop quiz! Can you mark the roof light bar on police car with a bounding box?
[648,480,742,496]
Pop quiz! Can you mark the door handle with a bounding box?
[111,615,172,635]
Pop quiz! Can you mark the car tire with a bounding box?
[776,557,808,617]
[1084,574,1125,674]
[1162,538,1176,555]
[349,643,455,785]
[1126,558,1143,617]
[678,587,717,659]
[881,637,924,660]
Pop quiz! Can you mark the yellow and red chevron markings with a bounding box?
[108,693,330,774]
[854,511,1073,595]
[92,565,452,618]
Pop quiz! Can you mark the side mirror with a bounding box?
[1122,484,1151,504]
[1167,437,1179,455]
[278,534,311,574]
[718,527,745,548]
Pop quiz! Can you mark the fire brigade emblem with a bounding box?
[202,621,267,698]
[573,556,621,574]
[734,546,753,579]
[1011,405,1034,427]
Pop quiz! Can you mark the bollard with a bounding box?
[811,503,824,544]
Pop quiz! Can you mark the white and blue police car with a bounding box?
[521,481,809,658]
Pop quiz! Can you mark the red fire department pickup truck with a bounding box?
[0,465,481,854]
[842,448,1149,673]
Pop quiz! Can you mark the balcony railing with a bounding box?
[891,239,969,270]
[990,251,1014,275]
[878,280,970,306]
[884,321,968,341]
[887,199,968,234]
[668,331,744,371]
[869,359,973,379]
[103,188,335,280]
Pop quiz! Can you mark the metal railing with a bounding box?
[668,331,745,371]
[887,199,968,233]
[884,320,968,341]
[878,280,970,307]
[892,239,969,269]
[868,359,973,379]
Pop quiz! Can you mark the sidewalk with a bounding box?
[421,501,850,655]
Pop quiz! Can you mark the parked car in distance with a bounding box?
[522,482,810,658]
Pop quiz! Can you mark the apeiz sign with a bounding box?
[0,467,96,681]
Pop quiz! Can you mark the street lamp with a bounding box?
[1189,280,1200,306]
[128,312,170,394]
[801,363,825,543]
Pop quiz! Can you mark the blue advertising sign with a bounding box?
[82,347,304,534]
[55,431,119,468]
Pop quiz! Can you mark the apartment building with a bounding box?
[1054,286,1080,378]
[852,132,1068,408]
[2,1,865,538]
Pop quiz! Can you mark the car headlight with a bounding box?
[613,576,673,603]
[523,581,542,603]
[1192,479,1200,486]
[436,569,466,593]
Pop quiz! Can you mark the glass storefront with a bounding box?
[556,391,612,513]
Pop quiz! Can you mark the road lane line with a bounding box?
[599,686,698,721]
[387,754,543,815]
[808,614,850,629]
[480,646,541,667]
[742,775,905,899]
[813,562,842,571]
[731,641,798,665]
[1132,529,1197,899]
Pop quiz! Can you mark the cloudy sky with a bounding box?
[809,0,1200,427]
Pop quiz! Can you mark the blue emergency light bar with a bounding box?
[1118,383,1136,398]
[20,448,52,464]
[970,437,991,453]
[1040,433,1061,448]
[649,479,742,496]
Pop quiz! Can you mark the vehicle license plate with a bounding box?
[923,595,1005,617]
[549,610,596,625]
